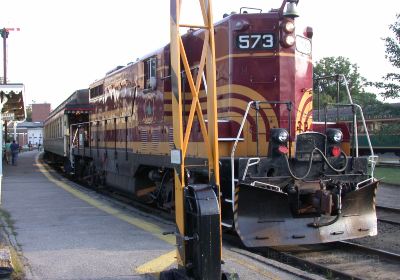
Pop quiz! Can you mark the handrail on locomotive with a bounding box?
[229,100,292,215]
[314,74,378,176]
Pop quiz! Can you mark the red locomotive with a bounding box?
[44,0,378,247]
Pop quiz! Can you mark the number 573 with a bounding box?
[237,34,274,49]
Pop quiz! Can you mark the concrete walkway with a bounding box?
[1,151,175,279]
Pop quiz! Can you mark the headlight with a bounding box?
[282,21,295,33]
[282,34,295,47]
[272,128,289,143]
[327,129,343,144]
[278,130,289,142]
[233,20,250,31]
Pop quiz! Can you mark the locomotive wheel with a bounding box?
[158,179,174,210]
[149,171,174,210]
[87,163,99,188]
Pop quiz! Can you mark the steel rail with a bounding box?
[376,205,400,225]
[256,247,362,280]
[375,162,400,167]
[338,240,400,262]
[255,240,400,280]
[377,205,400,213]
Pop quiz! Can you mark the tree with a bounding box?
[370,14,400,99]
[25,105,32,122]
[313,56,380,109]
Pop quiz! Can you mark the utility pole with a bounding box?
[1,28,8,85]
[1,27,20,142]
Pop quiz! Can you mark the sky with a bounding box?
[1,0,399,109]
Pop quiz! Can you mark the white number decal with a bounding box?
[262,34,274,48]
[238,35,250,49]
[237,33,274,49]
[250,34,261,48]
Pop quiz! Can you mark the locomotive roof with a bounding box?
[90,48,164,87]
[89,7,283,88]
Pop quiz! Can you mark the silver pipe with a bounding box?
[230,101,254,214]
[202,72,207,95]
[340,75,375,174]
[354,110,359,157]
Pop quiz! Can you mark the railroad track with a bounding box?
[377,205,400,225]
[255,240,400,280]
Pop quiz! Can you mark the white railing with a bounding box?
[328,74,377,178]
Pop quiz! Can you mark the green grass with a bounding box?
[373,166,400,185]
[9,246,25,280]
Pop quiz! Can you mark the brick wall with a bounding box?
[32,103,51,122]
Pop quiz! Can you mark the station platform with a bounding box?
[0,151,320,280]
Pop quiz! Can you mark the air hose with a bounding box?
[308,213,341,228]
[284,147,349,180]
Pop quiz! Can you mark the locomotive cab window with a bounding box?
[90,84,103,99]
[144,57,157,90]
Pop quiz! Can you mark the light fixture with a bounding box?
[327,128,343,144]
[282,34,295,47]
[272,128,289,144]
[282,21,295,33]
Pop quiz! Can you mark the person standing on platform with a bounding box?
[10,140,19,166]
[5,140,11,164]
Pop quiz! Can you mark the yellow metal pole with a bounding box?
[203,0,219,188]
[170,0,186,268]
[203,0,222,259]
[170,0,220,272]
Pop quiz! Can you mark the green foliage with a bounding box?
[313,56,380,109]
[379,122,400,134]
[370,14,400,99]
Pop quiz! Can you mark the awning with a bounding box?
[0,83,26,121]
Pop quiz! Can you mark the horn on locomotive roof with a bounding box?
[284,0,299,18]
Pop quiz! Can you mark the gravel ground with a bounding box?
[352,221,400,255]
[353,182,400,255]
